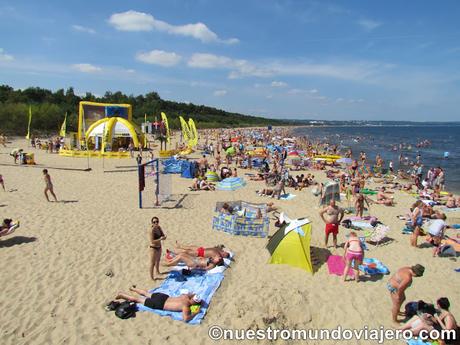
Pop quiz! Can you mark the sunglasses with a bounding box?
[152,220,159,224]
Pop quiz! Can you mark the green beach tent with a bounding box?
[266,218,313,273]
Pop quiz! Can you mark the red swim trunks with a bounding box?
[325,223,339,236]
[197,247,205,257]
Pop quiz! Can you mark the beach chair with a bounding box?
[363,225,391,247]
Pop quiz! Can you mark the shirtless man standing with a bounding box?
[319,199,344,249]
[43,169,58,202]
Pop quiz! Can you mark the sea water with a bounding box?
[292,125,460,193]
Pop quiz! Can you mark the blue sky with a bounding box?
[1,0,459,121]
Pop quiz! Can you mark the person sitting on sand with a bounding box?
[164,252,224,271]
[387,264,425,323]
[114,286,201,322]
[342,231,364,282]
[220,203,234,214]
[249,173,265,181]
[319,199,344,249]
[434,297,459,345]
[171,242,230,259]
[199,177,215,191]
[426,214,448,257]
[0,219,19,238]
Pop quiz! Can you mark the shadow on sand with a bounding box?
[0,236,38,248]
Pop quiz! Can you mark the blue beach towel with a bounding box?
[279,193,296,200]
[137,271,225,324]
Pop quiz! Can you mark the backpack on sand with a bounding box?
[115,301,137,319]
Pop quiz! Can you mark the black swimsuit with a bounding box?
[144,293,169,310]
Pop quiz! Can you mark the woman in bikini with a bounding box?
[342,232,364,282]
[164,252,224,271]
[387,265,425,323]
[149,217,167,280]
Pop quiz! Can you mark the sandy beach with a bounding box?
[1,136,459,345]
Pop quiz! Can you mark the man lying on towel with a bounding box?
[115,286,201,322]
[170,242,231,259]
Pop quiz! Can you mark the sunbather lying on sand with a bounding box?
[164,252,224,270]
[113,286,201,322]
[171,242,231,258]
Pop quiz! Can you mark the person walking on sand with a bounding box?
[0,174,5,191]
[149,217,166,280]
[43,169,57,202]
[319,199,344,249]
[387,264,425,323]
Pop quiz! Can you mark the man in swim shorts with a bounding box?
[319,199,344,249]
[387,264,425,323]
[114,286,201,322]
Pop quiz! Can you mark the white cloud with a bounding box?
[0,48,14,61]
[72,25,96,34]
[136,50,182,67]
[108,10,238,44]
[72,63,101,73]
[213,89,227,96]
[357,19,382,31]
[188,53,272,78]
[309,88,318,93]
[270,81,287,87]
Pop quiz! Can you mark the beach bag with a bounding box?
[115,301,137,319]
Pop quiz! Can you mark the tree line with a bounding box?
[0,85,287,135]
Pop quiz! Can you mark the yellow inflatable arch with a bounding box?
[85,117,141,151]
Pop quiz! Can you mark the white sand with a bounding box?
[1,137,459,345]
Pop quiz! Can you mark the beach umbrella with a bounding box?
[216,177,247,191]
[205,171,219,182]
[336,157,353,165]
[288,151,299,156]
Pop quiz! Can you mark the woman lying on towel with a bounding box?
[0,219,19,238]
[164,252,224,271]
[114,286,202,322]
[171,242,231,259]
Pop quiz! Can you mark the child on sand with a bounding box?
[43,169,58,202]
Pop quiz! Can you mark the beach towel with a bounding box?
[358,258,390,275]
[279,193,296,200]
[351,221,374,229]
[137,271,225,324]
[326,255,354,277]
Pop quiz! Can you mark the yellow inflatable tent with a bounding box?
[266,219,313,273]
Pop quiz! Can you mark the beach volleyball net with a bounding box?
[138,159,172,208]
